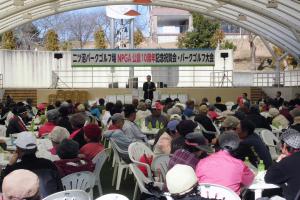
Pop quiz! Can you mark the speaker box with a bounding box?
[54,53,63,59]
[220,52,229,59]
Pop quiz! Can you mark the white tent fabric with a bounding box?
[0,0,299,59]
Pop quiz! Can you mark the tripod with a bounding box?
[49,56,70,88]
[219,53,233,87]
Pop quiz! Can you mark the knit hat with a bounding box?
[46,109,60,121]
[176,120,198,136]
[49,126,70,143]
[222,116,240,129]
[280,129,300,149]
[83,124,102,141]
[166,164,198,195]
[199,105,208,113]
[37,103,46,110]
[269,108,280,118]
[219,131,240,151]
[2,169,39,200]
[170,114,182,120]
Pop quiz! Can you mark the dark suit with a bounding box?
[143,81,156,100]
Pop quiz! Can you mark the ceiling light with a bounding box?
[266,0,278,8]
[238,14,247,21]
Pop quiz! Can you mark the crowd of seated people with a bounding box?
[0,91,299,200]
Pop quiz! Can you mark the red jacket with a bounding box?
[54,158,95,178]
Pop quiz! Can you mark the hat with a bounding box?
[199,105,208,113]
[219,131,240,151]
[37,103,46,110]
[167,107,182,116]
[137,102,146,110]
[46,109,60,121]
[151,102,163,110]
[185,132,213,153]
[175,103,186,110]
[111,113,125,122]
[166,164,198,195]
[280,129,300,149]
[290,108,300,118]
[167,120,180,131]
[49,126,70,143]
[176,120,198,136]
[15,131,37,150]
[83,124,102,141]
[222,116,240,128]
[170,114,182,120]
[2,169,39,200]
[269,108,280,117]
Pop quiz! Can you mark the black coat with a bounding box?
[143,81,156,100]
[265,151,300,200]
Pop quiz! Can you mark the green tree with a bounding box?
[61,41,73,51]
[94,27,107,49]
[134,28,144,47]
[44,29,59,51]
[221,40,237,51]
[177,13,220,48]
[2,30,16,49]
[210,29,224,48]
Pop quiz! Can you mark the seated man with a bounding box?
[1,132,62,197]
[54,139,95,178]
[265,129,300,200]
[122,105,147,142]
[168,131,213,170]
[153,120,180,155]
[38,109,60,138]
[145,103,168,129]
[80,124,104,160]
[1,169,40,200]
[214,96,227,112]
[235,119,273,169]
[196,131,254,195]
[104,113,133,163]
[6,105,27,137]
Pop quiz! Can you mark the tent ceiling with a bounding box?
[0,0,299,58]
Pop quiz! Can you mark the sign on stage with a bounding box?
[71,49,215,67]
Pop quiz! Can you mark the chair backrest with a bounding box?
[42,190,90,200]
[0,125,7,137]
[129,164,151,195]
[260,129,280,159]
[95,193,129,200]
[151,154,170,183]
[225,101,234,111]
[92,148,109,178]
[110,139,127,164]
[198,183,241,200]
[61,171,94,194]
[128,142,154,178]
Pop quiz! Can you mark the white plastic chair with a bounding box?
[61,172,95,199]
[42,190,90,200]
[92,148,109,196]
[198,183,241,200]
[128,142,154,180]
[0,125,6,137]
[95,193,129,200]
[151,154,170,183]
[110,139,130,191]
[260,129,280,160]
[225,101,235,111]
[129,164,163,200]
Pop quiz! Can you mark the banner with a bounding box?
[71,49,215,67]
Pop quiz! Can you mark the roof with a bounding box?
[150,7,191,16]
[0,0,299,60]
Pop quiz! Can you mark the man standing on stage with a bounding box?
[143,75,156,101]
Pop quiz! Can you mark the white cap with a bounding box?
[15,132,37,149]
[166,164,198,195]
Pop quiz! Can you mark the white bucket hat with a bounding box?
[15,131,37,149]
[166,164,198,195]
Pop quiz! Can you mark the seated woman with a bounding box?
[196,131,254,195]
[79,124,104,160]
[48,126,70,155]
[54,139,95,178]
